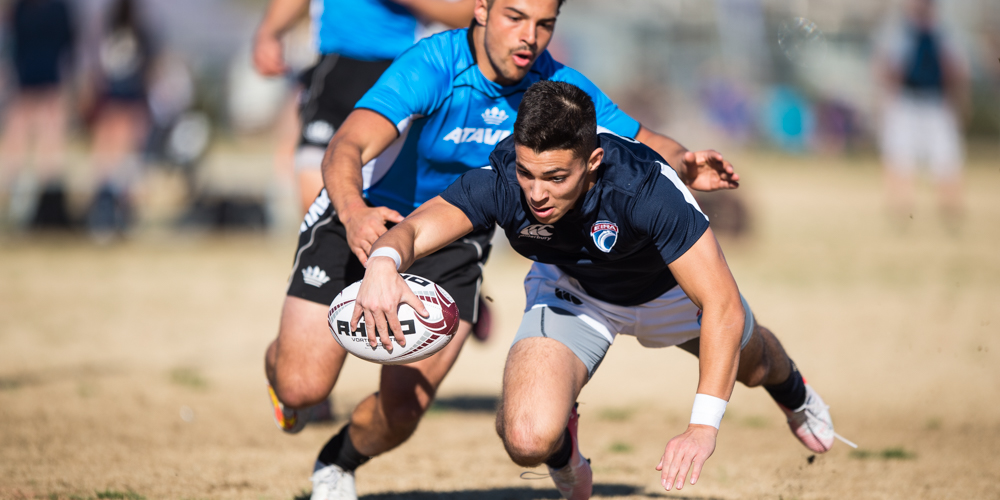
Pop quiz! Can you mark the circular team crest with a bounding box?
[590,220,618,253]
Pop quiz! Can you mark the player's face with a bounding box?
[477,0,559,85]
[514,145,604,224]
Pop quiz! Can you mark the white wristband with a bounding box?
[690,393,728,429]
[367,247,401,270]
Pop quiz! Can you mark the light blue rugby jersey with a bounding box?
[355,28,641,216]
[311,0,438,60]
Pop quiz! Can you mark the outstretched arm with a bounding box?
[656,228,744,491]
[351,197,474,350]
[636,126,740,191]
[252,0,310,76]
[371,196,475,271]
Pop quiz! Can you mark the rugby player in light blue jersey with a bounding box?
[253,0,474,212]
[266,1,741,498]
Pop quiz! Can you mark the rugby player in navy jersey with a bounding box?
[353,81,845,498]
[265,0,741,497]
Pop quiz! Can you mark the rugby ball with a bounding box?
[328,274,459,365]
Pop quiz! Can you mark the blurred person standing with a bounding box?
[83,0,156,239]
[0,0,76,229]
[252,0,474,215]
[875,0,969,229]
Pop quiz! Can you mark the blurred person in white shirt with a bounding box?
[874,0,969,229]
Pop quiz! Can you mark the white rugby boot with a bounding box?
[781,384,836,453]
[548,404,593,500]
[310,462,357,500]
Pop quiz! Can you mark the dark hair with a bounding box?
[486,0,566,11]
[513,80,598,160]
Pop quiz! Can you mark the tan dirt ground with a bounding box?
[1,152,998,499]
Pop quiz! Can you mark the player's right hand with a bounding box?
[351,256,428,351]
[656,424,718,492]
[341,206,405,266]
[252,33,287,76]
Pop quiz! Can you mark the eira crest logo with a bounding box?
[590,220,618,253]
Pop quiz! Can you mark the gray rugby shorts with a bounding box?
[512,263,755,377]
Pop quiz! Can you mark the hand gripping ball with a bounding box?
[328,274,459,364]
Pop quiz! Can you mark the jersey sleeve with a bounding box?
[439,168,514,231]
[552,67,641,138]
[631,162,711,265]
[354,36,452,128]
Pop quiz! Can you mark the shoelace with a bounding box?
[801,400,858,449]
[519,471,552,480]
[518,458,591,481]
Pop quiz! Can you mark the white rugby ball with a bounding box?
[328,274,460,365]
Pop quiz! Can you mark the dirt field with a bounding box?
[1,151,998,499]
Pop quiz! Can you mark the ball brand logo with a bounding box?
[590,220,618,253]
[302,266,331,287]
[481,106,509,125]
[335,318,416,339]
[519,224,554,240]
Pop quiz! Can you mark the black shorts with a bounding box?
[297,54,394,154]
[287,191,494,324]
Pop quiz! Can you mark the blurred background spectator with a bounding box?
[874,0,969,230]
[0,0,75,229]
[81,0,157,239]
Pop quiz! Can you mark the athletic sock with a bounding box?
[544,428,573,470]
[764,361,807,410]
[317,424,371,472]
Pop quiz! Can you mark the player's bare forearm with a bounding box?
[393,0,474,28]
[658,229,741,491]
[668,229,743,400]
[408,197,475,260]
[322,110,405,263]
[324,110,400,218]
[323,134,368,218]
[635,127,739,191]
[694,296,743,399]
[635,126,688,174]
[371,196,475,271]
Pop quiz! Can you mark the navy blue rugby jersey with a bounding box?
[353,28,639,216]
[441,133,710,306]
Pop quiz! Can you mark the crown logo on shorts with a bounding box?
[481,106,509,125]
[302,266,331,287]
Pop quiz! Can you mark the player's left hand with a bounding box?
[681,150,739,192]
[351,256,428,352]
[656,424,718,491]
